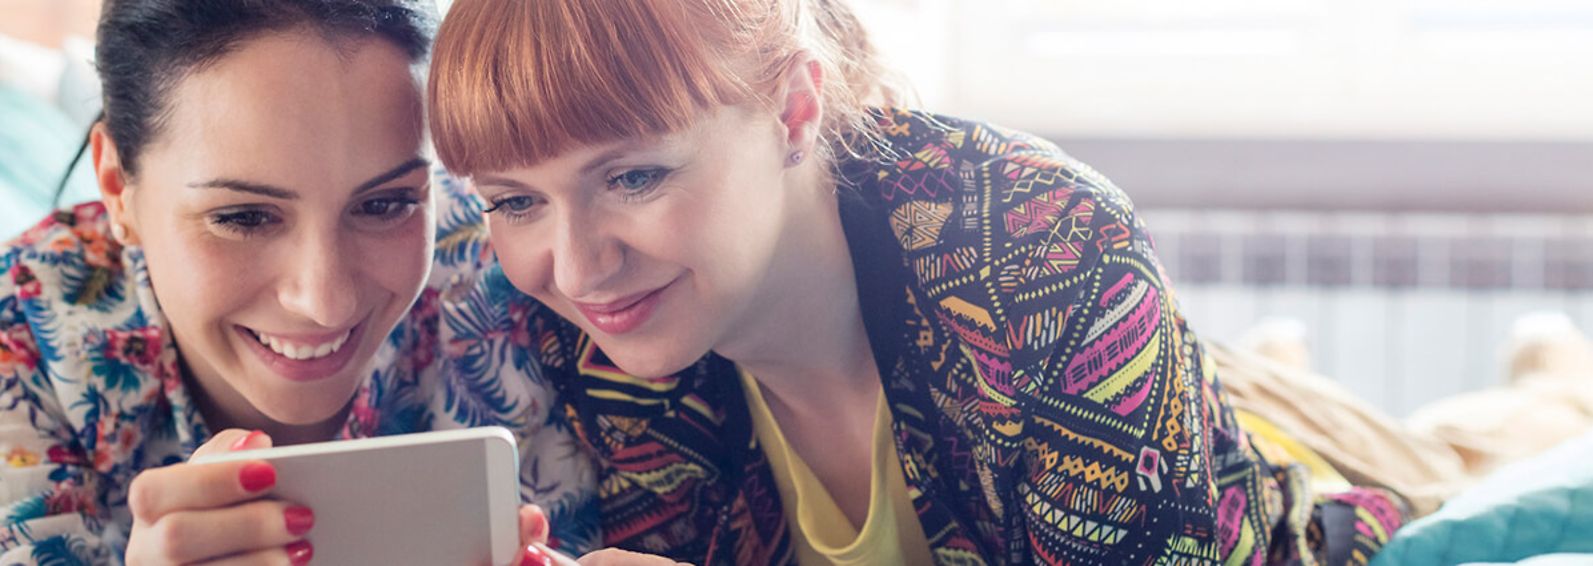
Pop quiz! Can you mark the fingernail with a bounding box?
[286,540,313,565]
[239,461,276,492]
[284,506,314,536]
[230,430,263,451]
[528,505,547,540]
[520,544,553,566]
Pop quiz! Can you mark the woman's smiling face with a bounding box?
[474,105,802,378]
[108,32,435,426]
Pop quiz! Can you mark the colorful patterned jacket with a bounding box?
[474,109,1405,565]
[0,174,597,564]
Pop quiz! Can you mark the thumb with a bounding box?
[519,504,549,546]
[190,428,276,460]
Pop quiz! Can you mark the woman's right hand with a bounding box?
[515,505,688,566]
[124,429,315,565]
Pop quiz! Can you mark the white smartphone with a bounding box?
[192,426,521,566]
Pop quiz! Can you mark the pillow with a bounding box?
[1370,429,1593,565]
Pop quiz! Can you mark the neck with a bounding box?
[716,164,879,411]
[182,360,348,447]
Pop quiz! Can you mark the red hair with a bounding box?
[427,0,897,176]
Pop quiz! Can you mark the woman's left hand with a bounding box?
[513,504,578,566]
[512,505,689,566]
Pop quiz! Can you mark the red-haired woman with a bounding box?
[428,1,1406,564]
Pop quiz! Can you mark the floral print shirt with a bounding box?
[0,173,597,564]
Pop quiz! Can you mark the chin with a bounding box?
[597,337,706,379]
[252,377,363,426]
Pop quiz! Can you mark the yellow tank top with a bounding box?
[740,370,935,566]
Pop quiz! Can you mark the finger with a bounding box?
[192,429,277,461]
[518,542,581,566]
[578,548,691,566]
[128,459,277,522]
[195,540,313,566]
[519,504,549,546]
[193,429,251,459]
[144,500,313,564]
[232,430,275,452]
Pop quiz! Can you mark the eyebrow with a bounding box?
[473,140,663,192]
[188,157,430,199]
[578,143,647,177]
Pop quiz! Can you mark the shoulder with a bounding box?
[426,168,491,291]
[851,110,1160,358]
[1,202,183,453]
[851,108,1143,265]
[1,203,129,373]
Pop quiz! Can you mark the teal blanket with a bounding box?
[1371,429,1593,565]
[0,85,97,238]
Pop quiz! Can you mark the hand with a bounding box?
[125,429,315,565]
[514,505,688,566]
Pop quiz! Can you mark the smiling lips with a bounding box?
[572,282,671,335]
[254,329,352,360]
[239,325,363,382]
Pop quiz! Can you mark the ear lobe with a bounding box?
[90,123,141,245]
[777,55,825,154]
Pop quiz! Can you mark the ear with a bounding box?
[773,51,824,166]
[90,122,140,245]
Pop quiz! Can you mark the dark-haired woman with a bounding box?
[0,2,592,564]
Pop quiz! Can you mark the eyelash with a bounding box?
[208,208,281,237]
[205,191,422,237]
[353,193,422,222]
[606,167,671,202]
[482,167,672,222]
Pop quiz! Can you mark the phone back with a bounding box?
[195,428,521,566]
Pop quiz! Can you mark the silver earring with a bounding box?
[787,150,805,167]
[110,223,128,243]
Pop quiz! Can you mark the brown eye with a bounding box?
[209,208,282,236]
[357,197,417,218]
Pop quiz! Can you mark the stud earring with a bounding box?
[786,150,805,167]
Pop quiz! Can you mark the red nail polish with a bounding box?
[286,540,314,565]
[230,430,263,451]
[520,544,553,566]
[239,462,276,492]
[528,515,547,541]
[284,506,314,536]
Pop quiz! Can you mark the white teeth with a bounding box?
[253,329,352,361]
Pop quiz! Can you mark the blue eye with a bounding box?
[484,195,540,214]
[607,168,669,200]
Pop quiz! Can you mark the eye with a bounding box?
[483,194,545,224]
[208,208,281,237]
[355,195,421,219]
[606,168,670,201]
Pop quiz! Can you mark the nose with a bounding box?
[277,228,360,328]
[550,211,624,301]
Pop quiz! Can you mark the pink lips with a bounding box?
[571,282,671,335]
[236,324,364,383]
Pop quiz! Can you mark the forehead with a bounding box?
[484,104,771,178]
[145,32,425,182]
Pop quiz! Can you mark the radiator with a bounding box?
[1142,209,1593,416]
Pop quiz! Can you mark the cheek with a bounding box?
[141,227,260,324]
[487,220,554,295]
[358,217,433,297]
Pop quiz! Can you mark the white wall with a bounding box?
[857,0,1593,142]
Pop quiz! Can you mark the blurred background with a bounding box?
[848,0,1593,417]
[3,0,1590,416]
